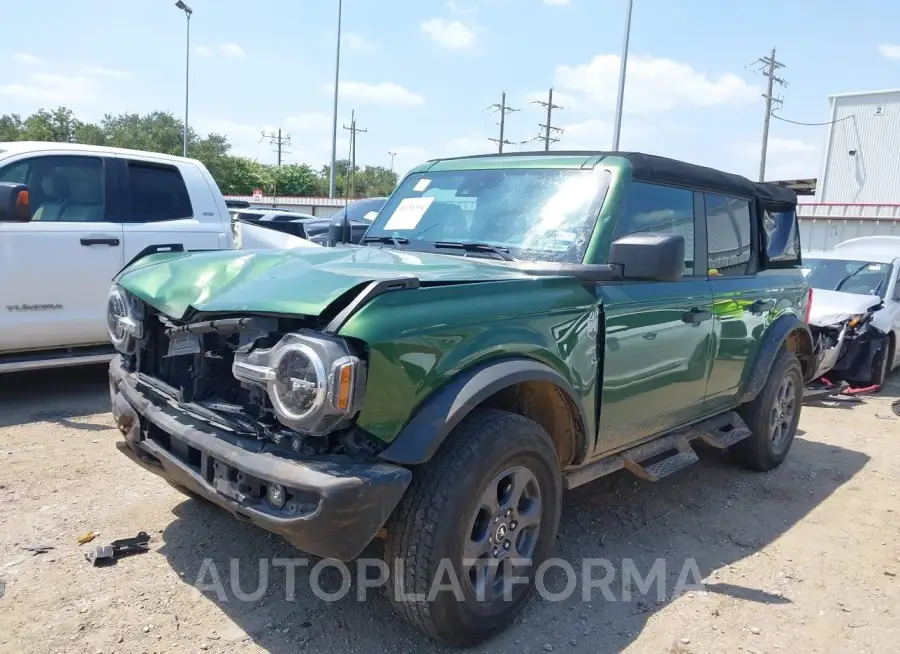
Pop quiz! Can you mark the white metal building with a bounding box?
[797,88,900,250]
[815,88,900,203]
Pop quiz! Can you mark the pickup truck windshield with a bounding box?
[364,168,610,263]
[803,258,892,297]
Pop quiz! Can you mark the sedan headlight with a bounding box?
[848,312,872,328]
[232,331,365,435]
[106,285,144,354]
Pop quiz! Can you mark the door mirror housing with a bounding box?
[0,182,31,222]
[609,233,685,282]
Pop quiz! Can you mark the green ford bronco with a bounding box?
[107,151,813,645]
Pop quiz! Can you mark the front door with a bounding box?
[593,181,714,457]
[0,154,123,352]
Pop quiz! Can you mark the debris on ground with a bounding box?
[84,532,151,567]
[20,545,54,555]
[76,531,98,545]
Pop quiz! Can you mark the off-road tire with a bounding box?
[734,348,803,472]
[384,408,562,646]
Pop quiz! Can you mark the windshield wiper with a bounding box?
[362,235,408,249]
[432,241,516,261]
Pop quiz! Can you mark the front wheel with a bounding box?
[384,409,562,646]
[734,348,803,471]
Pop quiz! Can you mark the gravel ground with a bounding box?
[0,364,898,654]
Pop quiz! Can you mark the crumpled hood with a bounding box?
[808,288,883,327]
[116,245,533,320]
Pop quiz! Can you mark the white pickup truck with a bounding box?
[0,141,238,372]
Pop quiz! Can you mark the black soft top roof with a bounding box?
[433,150,798,206]
[615,151,797,205]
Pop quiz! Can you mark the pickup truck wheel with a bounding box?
[734,348,803,472]
[384,408,562,646]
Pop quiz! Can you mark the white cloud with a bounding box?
[555,54,759,114]
[82,66,128,79]
[330,81,425,106]
[343,32,367,50]
[421,18,477,50]
[542,0,571,5]
[557,119,613,149]
[733,137,820,180]
[0,73,100,105]
[195,43,246,60]
[447,1,477,15]
[12,53,40,65]
[442,135,493,157]
[878,44,900,60]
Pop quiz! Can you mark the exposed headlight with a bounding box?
[231,331,365,435]
[106,285,143,353]
[848,312,872,328]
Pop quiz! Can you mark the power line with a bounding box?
[771,112,853,127]
[486,91,518,153]
[753,46,787,182]
[532,87,563,151]
[260,128,291,166]
[342,109,367,199]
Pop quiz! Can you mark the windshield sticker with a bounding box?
[413,178,431,192]
[363,211,378,221]
[868,264,885,271]
[383,196,435,230]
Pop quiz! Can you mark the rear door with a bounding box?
[701,192,777,412]
[594,181,715,456]
[0,153,123,351]
[116,156,227,265]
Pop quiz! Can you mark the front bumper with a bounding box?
[108,356,411,561]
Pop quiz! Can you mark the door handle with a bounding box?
[642,333,657,340]
[748,299,774,314]
[682,307,712,324]
[80,237,120,247]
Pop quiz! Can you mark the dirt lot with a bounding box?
[0,365,898,654]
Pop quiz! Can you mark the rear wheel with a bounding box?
[734,348,803,471]
[384,408,562,646]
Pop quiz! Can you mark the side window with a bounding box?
[0,156,104,223]
[705,193,753,276]
[124,161,193,223]
[614,181,695,275]
[763,207,801,267]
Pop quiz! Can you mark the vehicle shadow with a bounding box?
[0,364,111,429]
[156,436,869,653]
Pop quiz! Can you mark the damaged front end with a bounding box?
[809,302,888,385]
[105,282,413,561]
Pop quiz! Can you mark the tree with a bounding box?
[0,106,396,197]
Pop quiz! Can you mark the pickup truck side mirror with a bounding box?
[608,233,685,282]
[0,182,31,223]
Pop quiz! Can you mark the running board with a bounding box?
[563,411,752,489]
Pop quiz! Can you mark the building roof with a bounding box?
[420,150,797,205]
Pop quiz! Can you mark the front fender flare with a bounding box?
[740,315,813,403]
[377,357,592,466]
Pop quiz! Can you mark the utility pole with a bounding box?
[754,46,786,182]
[487,91,518,153]
[342,110,366,198]
[533,87,563,151]
[260,128,291,166]
[388,151,397,172]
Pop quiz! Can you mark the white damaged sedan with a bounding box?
[804,236,900,386]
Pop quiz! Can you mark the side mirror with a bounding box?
[0,182,31,222]
[609,233,685,282]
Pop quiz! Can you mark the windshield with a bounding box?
[363,168,610,263]
[329,197,387,223]
[803,258,893,297]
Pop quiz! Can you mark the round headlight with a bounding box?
[270,343,327,421]
[106,286,132,349]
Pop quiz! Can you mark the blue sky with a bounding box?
[2,0,899,182]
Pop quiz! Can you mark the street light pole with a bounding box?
[611,0,632,151]
[388,151,397,172]
[175,1,193,158]
[328,0,343,198]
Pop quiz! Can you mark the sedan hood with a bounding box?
[808,288,883,327]
[116,245,533,320]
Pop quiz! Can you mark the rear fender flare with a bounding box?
[377,357,592,466]
[740,315,813,403]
